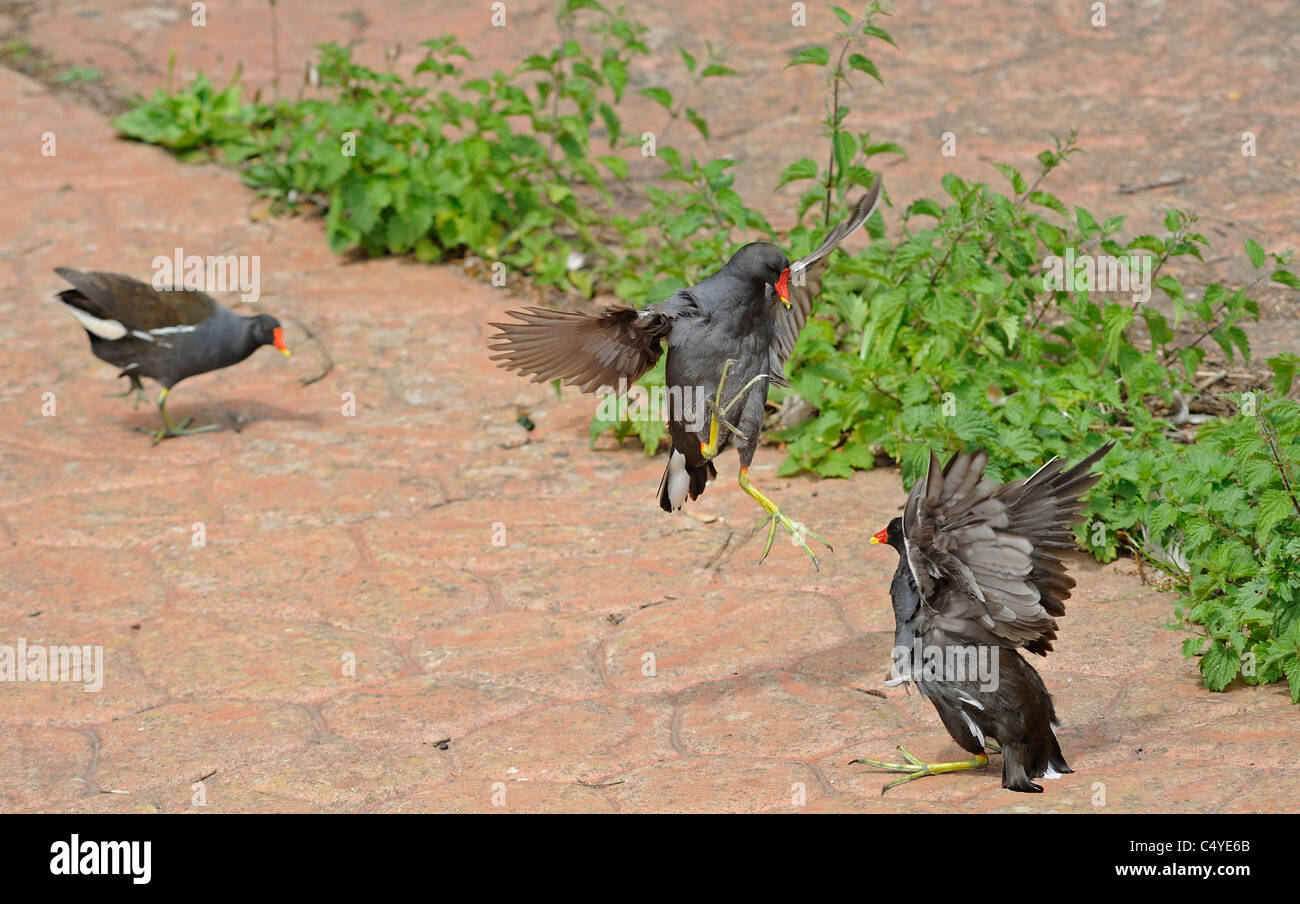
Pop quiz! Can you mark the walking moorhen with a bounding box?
[54,268,290,444]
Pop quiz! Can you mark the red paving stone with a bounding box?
[0,2,1296,813]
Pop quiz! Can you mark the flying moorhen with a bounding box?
[854,441,1113,793]
[489,179,882,568]
[54,268,290,444]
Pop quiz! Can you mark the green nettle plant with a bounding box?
[112,0,1299,699]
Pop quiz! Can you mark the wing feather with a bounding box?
[768,179,883,383]
[901,442,1114,653]
[54,268,218,330]
[488,296,691,394]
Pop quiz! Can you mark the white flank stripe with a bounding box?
[958,710,985,748]
[149,325,197,335]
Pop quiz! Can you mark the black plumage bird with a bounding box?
[855,442,1113,793]
[489,180,882,568]
[54,268,291,444]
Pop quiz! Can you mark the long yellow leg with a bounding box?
[135,387,218,445]
[699,359,767,461]
[738,466,832,570]
[851,745,991,795]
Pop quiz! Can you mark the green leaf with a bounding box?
[601,57,627,101]
[684,107,708,140]
[700,64,739,78]
[862,25,898,47]
[1102,304,1135,360]
[676,45,697,74]
[1257,489,1295,541]
[1268,352,1300,396]
[1272,269,1300,289]
[638,86,673,109]
[787,46,830,67]
[1245,237,1266,268]
[830,5,853,26]
[833,131,857,177]
[846,53,883,85]
[776,157,819,189]
[1201,642,1240,692]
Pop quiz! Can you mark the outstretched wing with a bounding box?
[768,178,883,384]
[901,442,1113,654]
[54,268,218,332]
[488,294,693,394]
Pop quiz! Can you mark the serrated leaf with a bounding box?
[788,46,830,67]
[847,53,883,84]
[776,157,818,189]
[601,57,627,101]
[862,25,897,46]
[638,86,673,109]
[1201,642,1240,691]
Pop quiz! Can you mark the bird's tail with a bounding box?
[998,653,1072,793]
[658,448,716,512]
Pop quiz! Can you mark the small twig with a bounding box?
[1117,174,1186,195]
[288,315,334,385]
[576,779,625,788]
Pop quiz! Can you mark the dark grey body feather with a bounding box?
[81,308,263,389]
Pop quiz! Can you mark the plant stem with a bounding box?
[1259,411,1300,518]
[269,0,280,103]
[823,24,858,229]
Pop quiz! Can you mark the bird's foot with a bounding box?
[751,507,832,570]
[850,746,990,795]
[107,376,146,409]
[135,421,219,446]
[738,467,831,570]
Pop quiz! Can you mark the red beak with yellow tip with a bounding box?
[273,326,291,357]
[774,268,791,309]
[870,527,888,545]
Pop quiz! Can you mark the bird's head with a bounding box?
[251,315,291,357]
[870,516,904,553]
[728,243,793,308]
